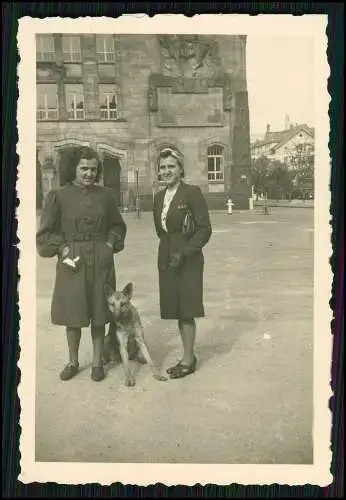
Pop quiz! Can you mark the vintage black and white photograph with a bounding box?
[17,15,331,486]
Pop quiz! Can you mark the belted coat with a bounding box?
[36,183,127,328]
[153,181,212,320]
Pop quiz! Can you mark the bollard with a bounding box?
[226,198,234,215]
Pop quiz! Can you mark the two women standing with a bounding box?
[37,145,211,382]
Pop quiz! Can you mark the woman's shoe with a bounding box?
[167,361,182,375]
[91,366,105,382]
[59,363,79,381]
[169,356,197,379]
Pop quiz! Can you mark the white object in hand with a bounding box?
[63,256,80,268]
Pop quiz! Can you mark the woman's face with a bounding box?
[159,155,182,188]
[74,158,99,187]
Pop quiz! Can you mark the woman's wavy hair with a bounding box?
[157,147,185,179]
[62,146,103,184]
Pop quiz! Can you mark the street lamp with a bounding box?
[135,168,141,219]
[262,189,269,215]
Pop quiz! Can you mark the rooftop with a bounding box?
[251,124,315,149]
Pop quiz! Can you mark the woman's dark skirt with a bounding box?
[159,263,205,320]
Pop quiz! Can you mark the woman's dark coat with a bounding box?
[153,181,212,320]
[36,183,126,328]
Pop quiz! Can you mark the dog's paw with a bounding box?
[154,374,168,382]
[124,377,136,387]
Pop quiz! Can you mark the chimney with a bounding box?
[285,115,290,130]
[265,124,270,138]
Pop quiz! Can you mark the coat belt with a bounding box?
[65,233,106,242]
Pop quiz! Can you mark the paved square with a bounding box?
[35,207,314,464]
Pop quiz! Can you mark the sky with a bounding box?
[246,36,314,140]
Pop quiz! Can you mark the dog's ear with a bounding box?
[104,283,115,298]
[123,282,133,299]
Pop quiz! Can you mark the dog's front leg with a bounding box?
[103,323,120,364]
[135,326,167,382]
[116,329,135,387]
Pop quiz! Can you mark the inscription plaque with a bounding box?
[157,87,224,127]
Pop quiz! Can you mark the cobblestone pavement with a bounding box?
[35,207,314,464]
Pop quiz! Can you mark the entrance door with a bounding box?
[58,147,77,186]
[102,155,121,206]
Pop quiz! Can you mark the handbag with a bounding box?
[181,208,196,237]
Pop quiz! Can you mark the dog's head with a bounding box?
[104,282,133,319]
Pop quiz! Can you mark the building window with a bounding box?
[99,84,118,120]
[62,36,81,62]
[96,36,115,63]
[207,145,224,182]
[36,35,55,62]
[36,84,59,120]
[65,84,85,120]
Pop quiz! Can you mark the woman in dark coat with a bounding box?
[153,147,212,379]
[36,147,126,382]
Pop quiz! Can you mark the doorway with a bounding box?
[58,147,78,186]
[102,155,121,206]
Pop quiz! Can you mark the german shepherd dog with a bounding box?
[103,283,167,387]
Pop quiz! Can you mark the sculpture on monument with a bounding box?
[158,35,221,78]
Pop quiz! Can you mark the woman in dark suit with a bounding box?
[153,147,212,379]
[36,147,127,383]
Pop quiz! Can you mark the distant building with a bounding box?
[251,122,314,166]
[36,34,252,211]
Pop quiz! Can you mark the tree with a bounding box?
[267,160,294,200]
[251,155,271,199]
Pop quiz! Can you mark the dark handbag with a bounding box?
[181,208,196,237]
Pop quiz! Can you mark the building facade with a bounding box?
[251,123,314,165]
[36,34,252,210]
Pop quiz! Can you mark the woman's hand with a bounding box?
[106,241,113,250]
[168,250,184,270]
[59,245,70,259]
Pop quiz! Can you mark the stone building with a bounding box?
[36,34,252,210]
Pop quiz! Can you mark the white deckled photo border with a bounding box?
[17,14,332,486]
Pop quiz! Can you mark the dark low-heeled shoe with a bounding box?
[59,363,79,381]
[91,366,105,382]
[166,361,182,375]
[169,356,197,379]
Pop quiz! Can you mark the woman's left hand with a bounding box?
[168,250,184,270]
